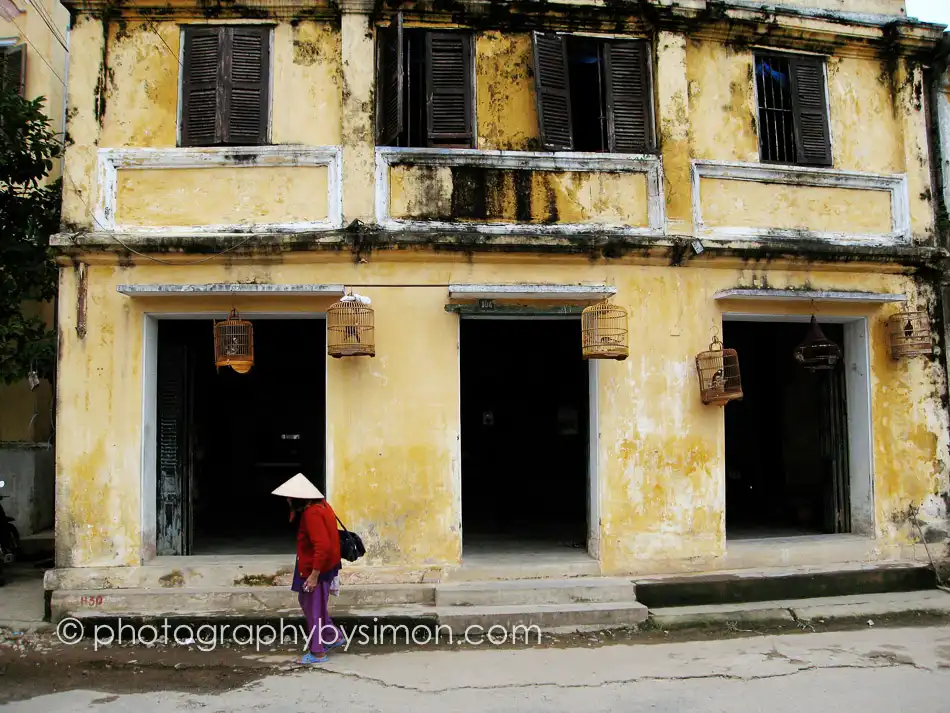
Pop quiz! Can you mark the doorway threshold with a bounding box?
[450,541,600,582]
[724,533,877,570]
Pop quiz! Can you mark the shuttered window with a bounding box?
[1,44,26,97]
[180,26,270,147]
[533,33,655,154]
[755,53,832,167]
[375,19,474,148]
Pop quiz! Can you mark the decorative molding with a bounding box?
[448,284,617,300]
[375,147,666,237]
[95,145,343,235]
[714,288,906,303]
[117,283,345,297]
[690,160,911,246]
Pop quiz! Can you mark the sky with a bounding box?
[905,0,950,27]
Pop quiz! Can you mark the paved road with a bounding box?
[3,625,950,712]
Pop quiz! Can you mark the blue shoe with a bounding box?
[326,636,346,649]
[300,652,328,664]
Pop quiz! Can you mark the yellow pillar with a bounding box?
[654,32,692,237]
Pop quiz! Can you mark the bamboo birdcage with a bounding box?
[581,301,629,360]
[888,310,933,360]
[794,315,841,371]
[696,337,743,405]
[213,309,254,374]
[328,296,375,358]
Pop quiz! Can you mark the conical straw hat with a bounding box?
[271,473,324,499]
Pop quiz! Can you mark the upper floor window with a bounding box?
[532,33,655,154]
[180,26,271,147]
[754,53,831,167]
[376,15,475,149]
[1,44,26,97]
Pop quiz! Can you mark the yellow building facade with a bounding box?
[48,0,950,596]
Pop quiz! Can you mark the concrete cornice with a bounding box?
[60,0,946,58]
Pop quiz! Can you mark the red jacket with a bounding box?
[296,502,341,578]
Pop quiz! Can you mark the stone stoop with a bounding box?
[49,577,649,635]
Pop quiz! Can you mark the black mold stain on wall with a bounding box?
[446,167,560,222]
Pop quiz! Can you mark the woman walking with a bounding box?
[272,473,344,664]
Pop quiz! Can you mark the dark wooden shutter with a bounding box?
[181,27,223,146]
[790,56,832,166]
[2,44,26,97]
[425,32,473,147]
[224,26,269,145]
[604,41,654,153]
[156,341,193,557]
[376,13,404,145]
[532,32,572,151]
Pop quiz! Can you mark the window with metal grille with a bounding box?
[376,16,474,149]
[180,26,270,147]
[755,53,832,167]
[532,33,655,154]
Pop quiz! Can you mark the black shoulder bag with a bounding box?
[335,515,366,562]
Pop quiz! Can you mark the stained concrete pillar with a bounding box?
[654,32,692,237]
[339,8,377,224]
[896,57,936,242]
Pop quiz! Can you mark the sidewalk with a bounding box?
[0,563,50,632]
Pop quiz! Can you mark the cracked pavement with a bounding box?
[3,625,950,711]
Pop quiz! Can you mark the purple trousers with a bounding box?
[298,579,344,654]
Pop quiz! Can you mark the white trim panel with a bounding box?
[714,289,906,303]
[95,145,344,234]
[691,160,911,246]
[449,284,617,300]
[376,147,666,237]
[118,283,345,297]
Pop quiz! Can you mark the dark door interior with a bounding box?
[156,319,325,555]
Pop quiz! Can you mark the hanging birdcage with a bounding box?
[581,300,628,360]
[888,310,933,360]
[213,308,254,374]
[328,294,375,358]
[695,336,743,405]
[794,315,841,371]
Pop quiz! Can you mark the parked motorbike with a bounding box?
[0,480,20,586]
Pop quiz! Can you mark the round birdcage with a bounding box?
[328,295,375,358]
[794,315,841,371]
[581,300,628,360]
[695,336,743,406]
[888,310,933,360]
[213,309,254,374]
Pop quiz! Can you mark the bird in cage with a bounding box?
[710,367,725,392]
[226,337,242,356]
[904,319,914,340]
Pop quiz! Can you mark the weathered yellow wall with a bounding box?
[115,166,330,227]
[475,32,539,152]
[64,18,342,230]
[700,179,893,234]
[53,256,949,572]
[389,166,650,226]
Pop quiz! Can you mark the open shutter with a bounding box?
[181,27,222,146]
[376,13,404,145]
[2,44,26,96]
[224,26,269,145]
[532,32,572,151]
[156,341,193,556]
[425,32,473,147]
[790,56,832,166]
[604,41,654,153]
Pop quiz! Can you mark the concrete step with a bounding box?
[436,577,635,607]
[634,561,936,608]
[435,601,649,634]
[648,589,950,630]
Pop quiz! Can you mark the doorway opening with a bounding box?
[460,319,590,557]
[155,318,325,556]
[724,320,852,539]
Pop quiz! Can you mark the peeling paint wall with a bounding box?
[115,166,330,226]
[53,257,950,572]
[389,166,650,226]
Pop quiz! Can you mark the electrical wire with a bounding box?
[25,0,68,53]
[5,13,67,88]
